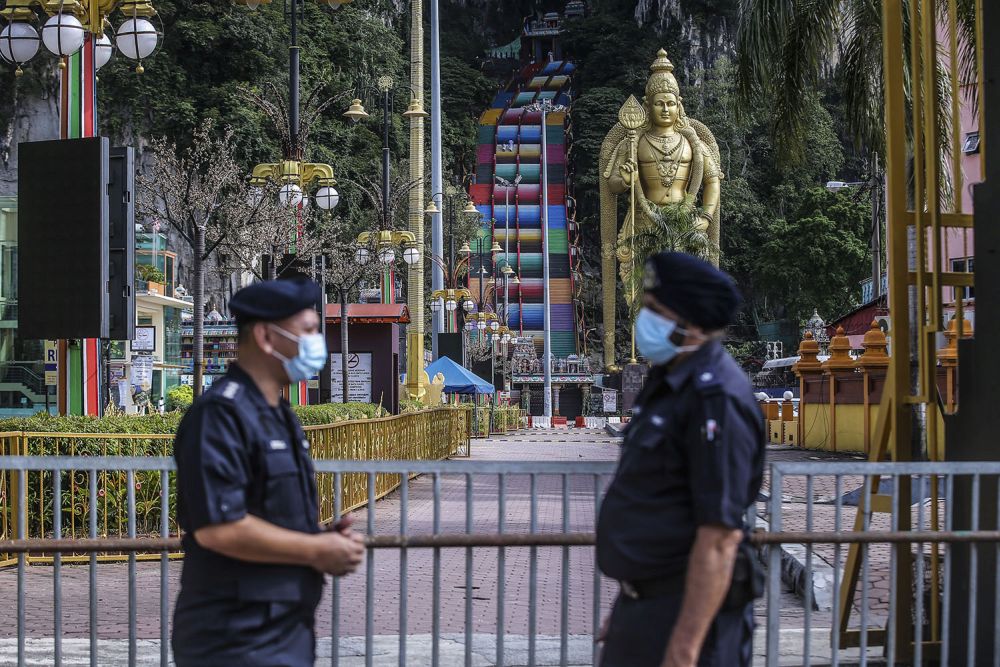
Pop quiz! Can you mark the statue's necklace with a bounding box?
[643,134,684,187]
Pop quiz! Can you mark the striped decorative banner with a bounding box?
[61,38,101,416]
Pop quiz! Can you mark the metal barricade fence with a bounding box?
[0,456,618,667]
[762,460,1000,667]
[4,457,1000,666]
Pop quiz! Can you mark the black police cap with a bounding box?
[228,277,321,323]
[642,252,741,331]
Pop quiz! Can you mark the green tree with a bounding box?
[755,187,871,324]
[736,0,977,164]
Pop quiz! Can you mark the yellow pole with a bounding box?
[404,0,428,402]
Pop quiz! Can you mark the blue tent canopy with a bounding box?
[424,356,495,395]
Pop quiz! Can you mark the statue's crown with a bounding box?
[646,48,680,98]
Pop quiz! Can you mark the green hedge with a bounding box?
[0,402,388,436]
[4,402,386,539]
[166,385,193,412]
[293,403,387,425]
[399,398,427,414]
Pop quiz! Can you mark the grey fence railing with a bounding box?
[764,460,1000,667]
[4,456,1000,667]
[0,456,618,667]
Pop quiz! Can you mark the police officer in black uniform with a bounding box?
[172,277,365,666]
[597,252,765,667]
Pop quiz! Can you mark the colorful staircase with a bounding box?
[470,58,582,359]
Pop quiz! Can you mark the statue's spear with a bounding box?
[618,95,647,364]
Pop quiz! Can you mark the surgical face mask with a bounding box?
[269,325,327,382]
[635,308,702,366]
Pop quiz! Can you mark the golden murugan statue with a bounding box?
[598,48,723,370]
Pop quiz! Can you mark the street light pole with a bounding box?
[429,0,444,358]
[403,0,428,402]
[289,0,300,157]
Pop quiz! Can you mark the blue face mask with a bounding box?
[635,308,702,366]
[270,325,328,382]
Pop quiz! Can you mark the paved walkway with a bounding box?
[1,430,887,666]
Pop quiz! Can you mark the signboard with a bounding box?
[330,353,372,403]
[44,340,58,386]
[130,354,154,389]
[603,390,618,414]
[132,326,156,352]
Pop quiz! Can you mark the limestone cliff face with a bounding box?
[0,71,61,197]
[632,0,736,70]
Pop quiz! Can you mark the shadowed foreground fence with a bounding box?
[4,459,1000,666]
[0,406,471,563]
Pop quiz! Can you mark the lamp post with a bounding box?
[424,190,477,335]
[242,0,353,210]
[495,173,521,334]
[0,0,163,76]
[1,0,171,416]
[525,99,566,418]
[343,77,428,304]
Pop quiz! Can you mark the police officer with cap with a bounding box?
[596,252,765,667]
[172,277,365,666]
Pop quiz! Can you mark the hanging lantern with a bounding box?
[0,21,40,75]
[94,33,114,70]
[41,13,86,58]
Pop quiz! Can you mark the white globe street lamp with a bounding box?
[429,298,442,313]
[463,299,475,313]
[378,247,395,265]
[116,17,158,65]
[477,319,487,331]
[465,321,475,332]
[490,320,500,332]
[402,246,420,266]
[0,22,40,73]
[355,247,371,265]
[278,183,303,206]
[41,13,86,57]
[94,33,114,70]
[315,185,340,210]
[445,298,457,312]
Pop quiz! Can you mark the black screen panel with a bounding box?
[18,138,109,339]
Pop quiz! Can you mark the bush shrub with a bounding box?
[165,385,194,412]
[135,263,166,284]
[293,402,387,425]
[399,398,426,413]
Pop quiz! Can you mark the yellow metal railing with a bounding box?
[0,407,471,566]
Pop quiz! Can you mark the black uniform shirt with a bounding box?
[174,363,323,604]
[596,341,765,582]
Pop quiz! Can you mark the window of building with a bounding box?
[952,257,975,301]
[963,131,980,155]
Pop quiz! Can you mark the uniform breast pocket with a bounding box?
[263,450,304,522]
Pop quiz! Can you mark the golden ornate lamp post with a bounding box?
[356,229,420,267]
[0,0,161,75]
[241,0,353,210]
[343,75,427,304]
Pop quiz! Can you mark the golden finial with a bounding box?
[824,325,855,372]
[135,64,144,74]
[939,315,973,367]
[856,320,889,369]
[793,331,823,375]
